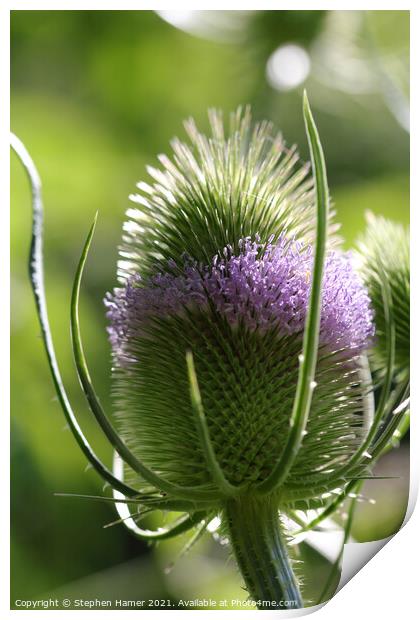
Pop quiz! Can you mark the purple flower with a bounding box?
[105,236,374,364]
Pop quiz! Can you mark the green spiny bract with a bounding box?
[356,213,409,378]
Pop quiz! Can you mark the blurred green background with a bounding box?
[11,10,409,610]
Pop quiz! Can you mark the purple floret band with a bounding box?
[105,236,374,362]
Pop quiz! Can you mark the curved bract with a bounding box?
[256,91,330,496]
[70,216,222,503]
[112,453,212,541]
[11,133,139,499]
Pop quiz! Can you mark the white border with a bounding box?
[3,3,418,619]
[2,2,416,10]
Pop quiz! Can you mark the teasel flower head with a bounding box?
[101,103,376,606]
[356,213,409,378]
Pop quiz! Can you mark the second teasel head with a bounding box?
[356,213,409,379]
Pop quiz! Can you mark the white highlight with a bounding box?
[207,516,221,533]
[266,44,311,92]
[157,11,197,30]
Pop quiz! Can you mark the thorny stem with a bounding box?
[224,497,303,609]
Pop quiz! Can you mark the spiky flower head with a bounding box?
[356,213,409,378]
[106,109,374,507]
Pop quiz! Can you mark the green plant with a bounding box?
[12,93,409,609]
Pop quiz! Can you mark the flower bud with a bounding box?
[356,213,409,378]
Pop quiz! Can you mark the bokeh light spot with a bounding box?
[266,44,311,91]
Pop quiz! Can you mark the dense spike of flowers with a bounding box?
[105,107,376,501]
[106,236,374,366]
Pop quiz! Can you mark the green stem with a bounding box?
[317,481,361,604]
[224,497,303,610]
